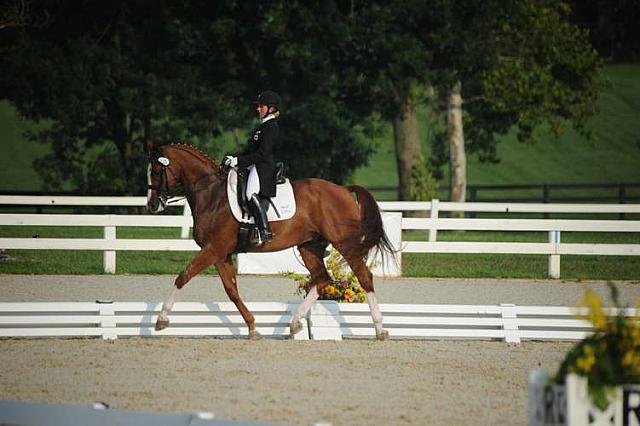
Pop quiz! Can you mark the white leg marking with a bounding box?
[366,291,385,334]
[294,285,320,321]
[158,286,180,322]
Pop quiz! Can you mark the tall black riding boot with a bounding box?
[250,194,273,244]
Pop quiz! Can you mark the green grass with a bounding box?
[350,64,640,199]
[403,254,638,280]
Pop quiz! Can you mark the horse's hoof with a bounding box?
[376,329,390,341]
[290,320,304,336]
[248,330,262,340]
[155,319,170,331]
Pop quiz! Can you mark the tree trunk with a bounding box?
[105,98,136,194]
[448,81,466,218]
[393,97,421,201]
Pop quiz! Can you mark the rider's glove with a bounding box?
[223,156,238,168]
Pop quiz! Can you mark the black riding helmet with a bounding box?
[255,90,281,111]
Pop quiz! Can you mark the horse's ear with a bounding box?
[144,140,156,153]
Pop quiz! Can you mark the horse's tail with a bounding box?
[346,185,397,266]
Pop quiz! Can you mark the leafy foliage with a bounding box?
[554,284,640,410]
[283,248,373,303]
[408,154,439,201]
[0,0,607,195]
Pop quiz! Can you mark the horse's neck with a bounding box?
[186,178,226,227]
[183,169,226,216]
[170,145,225,217]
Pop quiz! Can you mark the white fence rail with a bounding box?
[0,301,307,340]
[1,300,636,343]
[0,195,193,238]
[1,196,639,277]
[308,301,639,343]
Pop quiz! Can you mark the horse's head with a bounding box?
[144,140,224,213]
[144,140,182,213]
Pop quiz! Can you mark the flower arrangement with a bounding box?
[282,248,374,303]
[553,284,640,410]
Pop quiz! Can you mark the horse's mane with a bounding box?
[168,143,224,176]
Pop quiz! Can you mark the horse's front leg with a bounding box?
[155,248,218,331]
[215,257,260,340]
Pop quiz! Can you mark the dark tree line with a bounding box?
[0,0,608,199]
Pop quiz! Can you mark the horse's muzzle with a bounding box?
[147,197,165,214]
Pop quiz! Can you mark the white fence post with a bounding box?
[180,203,191,239]
[548,231,561,279]
[308,301,343,340]
[429,198,439,242]
[500,303,520,343]
[98,300,116,340]
[103,226,116,274]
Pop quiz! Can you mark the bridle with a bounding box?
[147,148,180,208]
[147,144,225,210]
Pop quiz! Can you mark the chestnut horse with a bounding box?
[144,140,394,339]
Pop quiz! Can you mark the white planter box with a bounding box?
[528,370,640,426]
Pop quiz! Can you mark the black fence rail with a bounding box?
[368,182,640,204]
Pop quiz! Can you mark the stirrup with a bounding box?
[249,227,264,246]
[260,229,273,243]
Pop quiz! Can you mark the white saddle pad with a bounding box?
[226,168,296,224]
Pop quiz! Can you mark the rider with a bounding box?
[224,90,281,244]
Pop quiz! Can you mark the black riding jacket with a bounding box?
[236,116,278,197]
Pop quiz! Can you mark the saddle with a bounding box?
[235,162,287,219]
[227,162,296,252]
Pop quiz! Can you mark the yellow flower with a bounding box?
[622,351,634,367]
[580,290,607,331]
[324,285,336,297]
[343,289,355,302]
[583,344,594,356]
[576,355,596,372]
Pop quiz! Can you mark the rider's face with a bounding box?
[257,103,269,119]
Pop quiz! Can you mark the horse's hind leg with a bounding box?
[291,239,331,336]
[216,256,260,340]
[335,245,389,340]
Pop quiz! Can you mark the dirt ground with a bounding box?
[1,275,638,425]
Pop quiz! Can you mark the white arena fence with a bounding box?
[1,195,639,278]
[0,301,307,340]
[0,300,637,343]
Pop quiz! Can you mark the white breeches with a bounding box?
[246,165,260,198]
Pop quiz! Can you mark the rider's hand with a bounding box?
[223,156,238,168]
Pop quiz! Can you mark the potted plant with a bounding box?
[529,284,640,425]
[283,247,373,303]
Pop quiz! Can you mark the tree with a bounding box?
[568,0,640,62]
[0,0,49,31]
[0,1,380,193]
[0,1,244,194]
[241,1,378,183]
[338,1,603,205]
[337,1,434,200]
[418,1,604,207]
